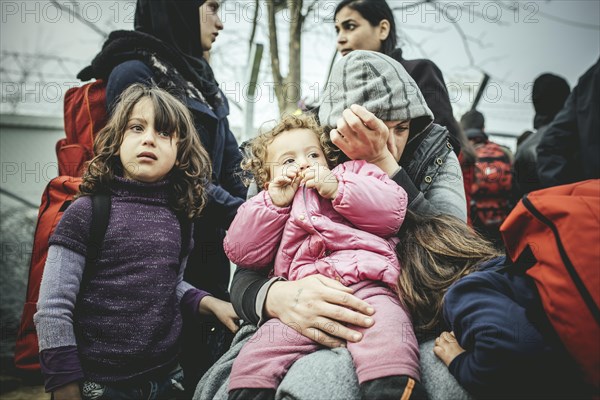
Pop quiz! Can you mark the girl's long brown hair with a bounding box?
[79,84,212,219]
[396,210,501,336]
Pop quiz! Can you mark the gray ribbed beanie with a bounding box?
[318,50,433,129]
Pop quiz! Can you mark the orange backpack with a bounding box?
[500,179,600,389]
[14,80,108,372]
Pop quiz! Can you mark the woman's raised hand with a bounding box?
[264,275,375,348]
[330,104,400,175]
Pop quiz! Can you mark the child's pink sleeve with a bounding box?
[224,191,291,268]
[332,160,407,237]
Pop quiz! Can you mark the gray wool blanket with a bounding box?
[194,324,472,400]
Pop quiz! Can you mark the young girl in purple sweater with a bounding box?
[34,84,239,400]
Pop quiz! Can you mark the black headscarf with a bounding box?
[79,0,220,106]
[134,0,219,101]
[532,73,571,129]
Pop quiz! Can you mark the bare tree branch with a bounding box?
[400,24,450,33]
[455,3,510,26]
[434,2,475,66]
[400,33,430,59]
[478,55,508,69]
[495,1,600,30]
[50,0,108,37]
[304,0,320,18]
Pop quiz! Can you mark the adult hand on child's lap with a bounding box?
[265,275,375,348]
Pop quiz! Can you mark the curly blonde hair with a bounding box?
[241,113,341,188]
[78,84,212,219]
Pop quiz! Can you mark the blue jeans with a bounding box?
[80,365,185,400]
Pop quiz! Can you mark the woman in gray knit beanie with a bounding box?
[319,50,466,222]
[333,0,466,146]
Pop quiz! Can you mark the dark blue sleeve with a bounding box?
[221,118,247,199]
[105,60,154,114]
[443,271,548,397]
[213,118,247,227]
[205,183,245,229]
[536,90,579,188]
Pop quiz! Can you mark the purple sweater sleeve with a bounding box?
[40,346,84,392]
[180,287,211,317]
[34,245,85,392]
[176,250,212,318]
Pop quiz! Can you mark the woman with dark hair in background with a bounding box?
[333,0,477,223]
[77,0,246,396]
[334,0,466,147]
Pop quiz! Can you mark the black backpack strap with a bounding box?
[495,246,537,275]
[85,194,111,269]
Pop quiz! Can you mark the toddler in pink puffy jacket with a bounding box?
[224,114,420,400]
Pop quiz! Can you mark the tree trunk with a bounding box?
[282,0,303,114]
[266,0,304,115]
[266,0,285,113]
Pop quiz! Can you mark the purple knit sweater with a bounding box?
[35,177,208,388]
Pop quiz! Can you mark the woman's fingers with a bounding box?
[318,279,375,318]
[302,316,363,348]
[305,327,345,348]
[336,116,350,135]
[319,301,374,329]
[265,275,376,347]
[350,104,383,131]
[279,314,355,348]
[316,274,354,292]
[223,317,240,333]
[341,108,366,138]
[331,106,390,163]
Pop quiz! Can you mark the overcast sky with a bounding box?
[1,0,599,137]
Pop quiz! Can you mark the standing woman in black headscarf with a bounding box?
[78,0,246,395]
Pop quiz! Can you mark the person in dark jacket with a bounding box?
[513,73,570,198]
[78,0,247,395]
[333,0,465,147]
[332,0,478,227]
[435,262,577,399]
[395,212,585,399]
[537,58,600,188]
